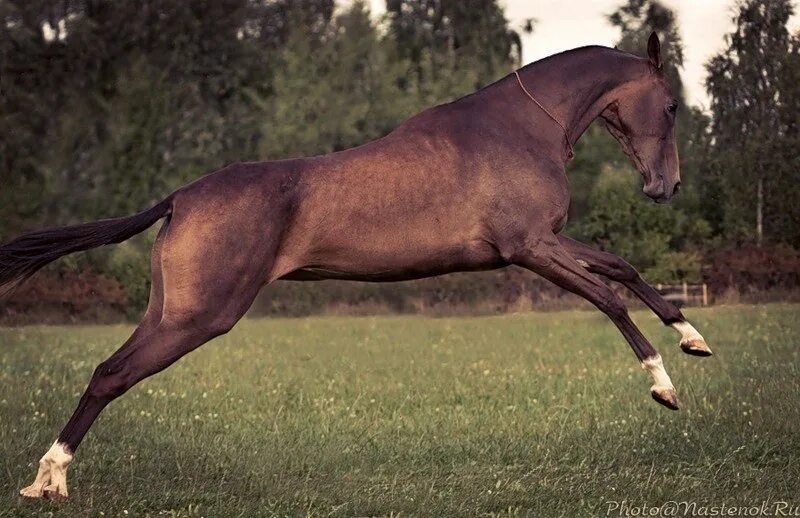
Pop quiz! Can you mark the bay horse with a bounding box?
[2,33,711,500]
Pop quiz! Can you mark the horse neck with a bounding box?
[510,48,648,155]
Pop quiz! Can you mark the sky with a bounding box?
[367,0,800,109]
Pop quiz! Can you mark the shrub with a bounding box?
[703,243,800,294]
[644,251,703,283]
[0,268,129,325]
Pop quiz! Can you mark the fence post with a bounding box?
[702,283,708,306]
[682,282,688,304]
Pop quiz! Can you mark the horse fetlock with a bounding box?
[641,355,679,410]
[672,321,712,357]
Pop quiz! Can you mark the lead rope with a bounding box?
[513,70,574,161]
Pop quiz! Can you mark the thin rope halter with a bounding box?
[514,70,575,161]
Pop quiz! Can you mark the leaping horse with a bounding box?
[2,33,711,500]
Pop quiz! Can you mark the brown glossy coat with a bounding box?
[1,34,687,456]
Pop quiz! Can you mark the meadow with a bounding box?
[0,304,798,517]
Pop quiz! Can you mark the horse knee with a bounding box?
[606,256,639,282]
[598,291,627,319]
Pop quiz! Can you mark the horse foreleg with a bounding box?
[511,234,679,410]
[557,235,712,357]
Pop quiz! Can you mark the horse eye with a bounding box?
[667,102,678,114]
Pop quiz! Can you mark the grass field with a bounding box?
[1,304,799,517]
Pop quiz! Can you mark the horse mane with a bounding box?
[519,45,642,71]
[447,45,645,108]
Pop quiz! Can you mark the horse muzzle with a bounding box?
[643,175,680,203]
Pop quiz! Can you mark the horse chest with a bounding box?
[535,168,571,232]
[495,167,570,234]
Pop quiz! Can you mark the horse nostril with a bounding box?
[672,182,681,196]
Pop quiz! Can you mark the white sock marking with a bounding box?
[43,441,73,468]
[641,354,674,391]
[672,321,704,343]
[20,441,73,498]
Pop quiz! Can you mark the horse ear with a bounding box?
[647,31,662,70]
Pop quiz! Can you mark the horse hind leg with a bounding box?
[20,320,239,500]
[19,224,171,500]
[20,210,276,499]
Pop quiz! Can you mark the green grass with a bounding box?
[1,304,799,517]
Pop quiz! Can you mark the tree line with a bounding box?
[1,0,798,321]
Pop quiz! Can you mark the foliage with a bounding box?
[645,251,703,284]
[251,268,577,317]
[570,166,710,282]
[567,0,712,273]
[0,268,128,323]
[259,2,413,159]
[704,0,800,245]
[703,243,800,295]
[386,0,521,91]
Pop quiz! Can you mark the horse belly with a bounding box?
[282,237,505,282]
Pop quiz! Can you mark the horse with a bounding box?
[1,32,711,500]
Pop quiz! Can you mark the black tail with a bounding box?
[0,197,172,297]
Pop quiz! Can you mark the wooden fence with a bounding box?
[655,283,709,307]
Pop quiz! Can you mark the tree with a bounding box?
[259,1,412,159]
[0,0,326,310]
[705,0,799,245]
[562,0,720,280]
[385,0,521,98]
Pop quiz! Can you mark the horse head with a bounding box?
[601,32,681,203]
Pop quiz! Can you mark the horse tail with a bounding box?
[0,196,173,297]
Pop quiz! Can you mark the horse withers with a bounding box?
[1,33,711,500]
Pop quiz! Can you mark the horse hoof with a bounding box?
[19,484,45,499]
[20,443,72,501]
[680,338,713,357]
[651,386,679,410]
